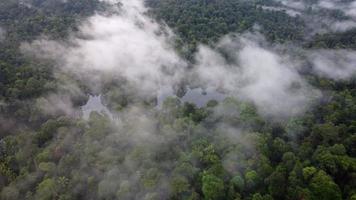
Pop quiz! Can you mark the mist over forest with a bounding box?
[0,0,355,200]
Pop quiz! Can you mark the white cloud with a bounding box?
[22,0,186,94]
[272,0,356,32]
[261,5,301,17]
[194,35,319,117]
[309,49,356,80]
[279,0,307,10]
[0,27,5,41]
[318,0,356,19]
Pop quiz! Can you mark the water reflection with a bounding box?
[81,87,225,120]
[81,95,114,120]
[157,86,225,108]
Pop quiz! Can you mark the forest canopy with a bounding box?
[0,0,355,200]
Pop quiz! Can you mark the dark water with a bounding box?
[157,86,226,108]
[81,95,114,120]
[82,87,225,119]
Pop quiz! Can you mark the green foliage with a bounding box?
[230,175,245,192]
[308,170,342,200]
[35,178,57,200]
[147,0,304,58]
[0,0,104,41]
[202,172,225,200]
[251,193,273,200]
[245,170,260,190]
[171,175,190,195]
[36,118,70,146]
[1,91,355,199]
[0,186,19,200]
[267,166,287,198]
[38,162,56,172]
[142,168,162,189]
[307,28,356,49]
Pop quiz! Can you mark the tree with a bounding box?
[311,123,339,146]
[251,193,273,200]
[35,178,57,200]
[267,166,287,199]
[1,186,19,200]
[308,170,342,200]
[303,167,318,182]
[202,172,225,200]
[171,175,190,197]
[245,170,260,191]
[270,137,289,162]
[230,174,245,192]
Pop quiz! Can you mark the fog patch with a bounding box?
[261,5,301,17]
[275,0,307,10]
[318,0,356,19]
[0,27,5,41]
[331,20,356,31]
[21,0,186,95]
[309,49,356,80]
[36,94,78,117]
[194,35,319,118]
[271,0,356,32]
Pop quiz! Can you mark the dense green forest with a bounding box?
[307,28,356,49]
[146,0,305,59]
[0,0,355,200]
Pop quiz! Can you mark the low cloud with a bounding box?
[21,0,355,119]
[0,27,5,41]
[309,49,356,80]
[318,0,356,19]
[312,0,356,31]
[272,0,356,32]
[194,35,319,117]
[36,94,77,117]
[6,0,356,199]
[261,5,301,17]
[21,0,186,95]
[276,0,307,10]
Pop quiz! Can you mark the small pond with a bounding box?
[157,86,226,108]
[81,95,114,120]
